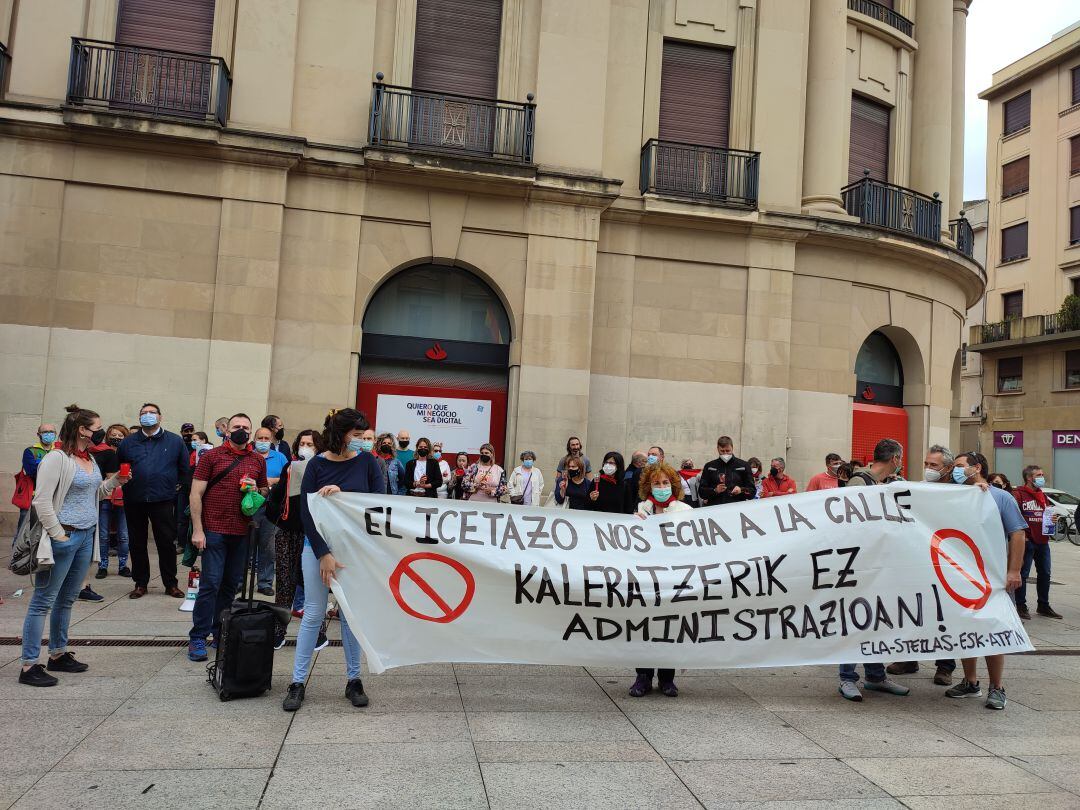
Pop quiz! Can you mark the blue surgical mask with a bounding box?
[40,432,56,445]
[433,451,442,460]
[1034,476,1046,488]
[347,438,364,453]
[216,427,225,438]
[255,440,272,454]
[360,439,374,453]
[139,412,159,428]
[190,439,199,450]
[651,485,672,502]
[951,466,970,485]
[646,454,658,465]
[523,459,534,469]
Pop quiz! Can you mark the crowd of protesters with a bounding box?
[8,406,1069,712]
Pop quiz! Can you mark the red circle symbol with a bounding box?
[930,529,992,610]
[389,552,475,623]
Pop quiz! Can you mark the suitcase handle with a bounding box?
[241,522,258,607]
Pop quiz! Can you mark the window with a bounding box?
[1073,277,1080,297]
[1072,205,1080,246]
[1002,291,1023,319]
[116,0,215,53]
[1003,91,1031,135]
[961,342,968,369]
[1068,350,1080,389]
[1072,136,1080,176]
[412,0,502,98]
[848,94,891,184]
[1001,156,1029,198]
[1073,65,1080,106]
[1001,222,1028,262]
[997,357,1023,393]
[658,41,732,148]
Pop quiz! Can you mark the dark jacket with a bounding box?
[698,455,756,507]
[117,429,190,504]
[623,466,643,514]
[404,457,444,498]
[593,476,624,513]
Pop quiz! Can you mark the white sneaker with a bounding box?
[838,680,863,701]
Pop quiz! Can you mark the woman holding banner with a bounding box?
[629,463,691,698]
[588,451,625,513]
[283,408,385,713]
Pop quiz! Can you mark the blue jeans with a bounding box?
[291,544,362,683]
[14,508,28,545]
[251,506,276,591]
[189,531,248,642]
[97,501,129,570]
[839,662,886,683]
[292,583,305,613]
[1016,540,1051,608]
[21,527,95,664]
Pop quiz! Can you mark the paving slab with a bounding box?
[670,758,889,806]
[896,793,1080,809]
[1006,754,1080,794]
[457,674,615,712]
[300,672,463,714]
[286,710,471,744]
[844,755,1060,796]
[466,710,645,742]
[0,771,46,810]
[775,709,989,758]
[481,761,703,809]
[474,739,661,762]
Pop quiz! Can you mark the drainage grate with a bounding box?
[0,637,343,648]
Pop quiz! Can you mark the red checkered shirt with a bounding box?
[193,445,267,537]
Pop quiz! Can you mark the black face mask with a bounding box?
[275,428,284,441]
[90,428,106,445]
[416,447,429,458]
[380,444,392,455]
[230,428,250,446]
[480,453,492,463]
[398,440,409,449]
[770,467,781,478]
[106,436,122,448]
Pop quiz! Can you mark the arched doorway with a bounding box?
[851,330,909,475]
[357,264,511,459]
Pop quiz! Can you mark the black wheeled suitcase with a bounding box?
[207,526,277,701]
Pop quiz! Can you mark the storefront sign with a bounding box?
[1052,430,1080,448]
[993,431,1023,448]
[310,485,1032,673]
[376,394,491,454]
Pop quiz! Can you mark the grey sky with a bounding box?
[963,1,1078,201]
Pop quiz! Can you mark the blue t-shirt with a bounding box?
[300,452,386,559]
[264,450,289,480]
[988,485,1027,538]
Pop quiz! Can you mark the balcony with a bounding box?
[369,77,536,164]
[842,172,941,243]
[0,42,9,99]
[847,0,914,38]
[639,139,759,208]
[949,215,975,259]
[66,38,231,127]
[970,313,1080,351]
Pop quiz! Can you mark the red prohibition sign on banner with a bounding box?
[930,528,992,610]
[389,552,476,623]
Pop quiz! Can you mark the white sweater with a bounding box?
[32,449,118,567]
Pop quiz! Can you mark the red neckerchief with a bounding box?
[226,443,251,456]
[647,493,676,510]
[71,448,91,461]
[598,474,617,485]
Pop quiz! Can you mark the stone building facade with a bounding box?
[0,0,980,509]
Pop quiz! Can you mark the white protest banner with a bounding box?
[309,483,1033,674]
[375,394,491,454]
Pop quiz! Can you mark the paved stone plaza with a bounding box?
[1,542,1079,810]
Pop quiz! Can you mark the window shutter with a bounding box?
[1002,291,1023,319]
[116,0,215,54]
[1002,91,1030,135]
[1001,156,1029,198]
[1001,222,1028,262]
[1071,205,1080,245]
[412,0,502,99]
[1066,350,1080,388]
[1071,136,1080,176]
[848,94,891,184]
[1073,66,1080,105]
[998,357,1022,379]
[658,41,732,148]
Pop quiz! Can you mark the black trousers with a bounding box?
[126,500,178,589]
[636,668,675,682]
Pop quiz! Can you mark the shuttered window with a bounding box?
[1001,222,1028,262]
[1073,66,1080,106]
[1002,91,1030,136]
[1071,136,1080,176]
[849,94,890,184]
[1001,156,1029,198]
[658,41,732,148]
[412,0,502,99]
[1002,291,1023,319]
[1071,205,1080,246]
[115,0,215,53]
[997,357,1023,393]
[1067,350,1080,389]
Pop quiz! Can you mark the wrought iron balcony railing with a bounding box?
[842,172,941,243]
[848,0,914,38]
[66,38,231,126]
[0,42,10,99]
[975,312,1080,347]
[949,214,975,258]
[640,139,759,208]
[369,77,536,164]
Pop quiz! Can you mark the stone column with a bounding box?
[949,0,971,222]
[801,0,848,214]
[910,0,953,238]
[729,0,758,152]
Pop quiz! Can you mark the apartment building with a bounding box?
[0,0,979,510]
[971,21,1080,492]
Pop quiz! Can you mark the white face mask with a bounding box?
[602,462,617,476]
[297,446,315,460]
[719,453,733,463]
[923,469,941,483]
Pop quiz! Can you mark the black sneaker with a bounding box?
[94,567,108,580]
[659,680,679,697]
[118,566,131,577]
[46,652,89,673]
[629,673,652,697]
[257,586,275,597]
[345,678,369,707]
[1017,604,1031,620]
[18,664,58,687]
[78,585,103,602]
[1037,604,1063,620]
[314,631,330,652]
[282,682,305,712]
[273,625,287,650]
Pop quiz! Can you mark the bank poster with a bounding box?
[375,394,492,454]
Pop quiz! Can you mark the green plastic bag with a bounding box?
[241,489,266,517]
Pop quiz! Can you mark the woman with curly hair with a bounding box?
[629,462,691,698]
